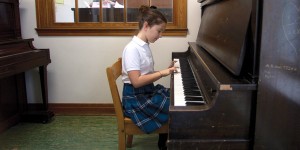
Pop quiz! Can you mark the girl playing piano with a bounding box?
[121,5,176,150]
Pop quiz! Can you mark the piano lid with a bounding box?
[196,0,252,76]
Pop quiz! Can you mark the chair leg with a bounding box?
[126,135,133,148]
[119,130,126,150]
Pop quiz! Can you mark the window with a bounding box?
[35,0,187,36]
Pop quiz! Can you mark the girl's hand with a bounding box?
[168,61,177,68]
[159,67,176,77]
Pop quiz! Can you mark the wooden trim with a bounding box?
[35,0,187,36]
[48,103,115,116]
[35,28,188,36]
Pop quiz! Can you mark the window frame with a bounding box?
[35,0,187,36]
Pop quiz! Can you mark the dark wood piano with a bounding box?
[168,0,260,149]
[0,0,53,133]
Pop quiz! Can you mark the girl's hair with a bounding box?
[137,5,167,30]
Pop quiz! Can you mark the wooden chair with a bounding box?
[106,58,169,150]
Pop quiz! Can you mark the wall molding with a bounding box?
[48,103,115,116]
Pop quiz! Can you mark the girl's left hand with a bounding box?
[168,61,177,68]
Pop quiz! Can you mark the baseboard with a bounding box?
[48,103,115,116]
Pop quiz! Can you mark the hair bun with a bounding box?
[150,6,157,9]
[137,5,167,30]
[138,5,150,14]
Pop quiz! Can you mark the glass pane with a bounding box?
[78,0,99,22]
[55,0,76,23]
[126,0,148,22]
[151,0,173,22]
[102,0,125,22]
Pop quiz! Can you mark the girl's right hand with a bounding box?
[160,67,176,77]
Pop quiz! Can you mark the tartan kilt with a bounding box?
[122,83,170,133]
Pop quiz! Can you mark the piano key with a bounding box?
[173,58,205,106]
[185,101,205,106]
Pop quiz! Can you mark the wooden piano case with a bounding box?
[0,0,53,133]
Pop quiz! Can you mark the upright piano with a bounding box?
[0,0,53,133]
[168,0,260,149]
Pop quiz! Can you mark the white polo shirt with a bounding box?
[122,36,154,84]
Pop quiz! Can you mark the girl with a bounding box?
[121,5,176,150]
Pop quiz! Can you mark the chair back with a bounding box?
[106,58,124,123]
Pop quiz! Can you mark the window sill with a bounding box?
[35,28,188,36]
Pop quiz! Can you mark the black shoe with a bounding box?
[159,146,167,150]
[158,133,168,150]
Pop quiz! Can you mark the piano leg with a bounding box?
[39,65,49,110]
[21,65,54,123]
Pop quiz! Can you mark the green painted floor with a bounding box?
[0,116,158,150]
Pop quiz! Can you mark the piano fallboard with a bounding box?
[0,39,50,79]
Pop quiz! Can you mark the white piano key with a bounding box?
[173,58,186,106]
[174,59,180,68]
[173,58,204,106]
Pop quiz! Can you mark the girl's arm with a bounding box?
[128,67,176,88]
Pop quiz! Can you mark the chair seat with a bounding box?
[124,117,133,123]
[124,117,168,134]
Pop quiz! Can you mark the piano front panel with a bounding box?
[169,91,255,138]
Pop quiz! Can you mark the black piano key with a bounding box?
[177,58,205,104]
[184,92,201,96]
[185,96,204,105]
[185,101,205,106]
[184,89,201,93]
[185,95,203,100]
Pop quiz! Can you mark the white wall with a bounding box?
[18,0,201,104]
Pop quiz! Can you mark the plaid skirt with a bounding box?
[122,83,170,133]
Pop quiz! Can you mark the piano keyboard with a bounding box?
[173,58,205,106]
